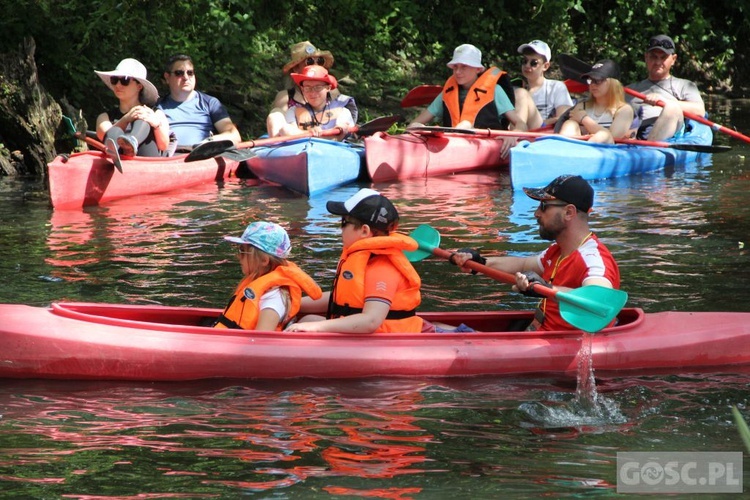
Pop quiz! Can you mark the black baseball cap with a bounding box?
[647,35,675,55]
[523,175,594,213]
[327,188,399,232]
[581,59,620,81]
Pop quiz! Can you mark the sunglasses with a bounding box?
[648,39,675,50]
[109,76,133,86]
[539,200,569,212]
[521,58,541,68]
[306,56,326,66]
[171,69,195,77]
[301,84,329,93]
[586,77,607,85]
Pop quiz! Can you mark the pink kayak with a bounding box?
[2,302,749,381]
[48,151,240,210]
[365,130,510,182]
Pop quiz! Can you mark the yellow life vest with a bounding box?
[215,262,322,330]
[328,233,423,333]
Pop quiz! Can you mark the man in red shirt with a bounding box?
[453,175,620,331]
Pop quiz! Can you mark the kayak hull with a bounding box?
[2,302,749,381]
[246,138,363,196]
[48,151,240,210]
[365,131,509,182]
[509,120,714,188]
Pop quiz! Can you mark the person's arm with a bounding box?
[288,300,390,333]
[256,308,282,331]
[211,117,241,144]
[609,104,635,140]
[298,291,330,315]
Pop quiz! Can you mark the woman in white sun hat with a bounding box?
[95,58,171,158]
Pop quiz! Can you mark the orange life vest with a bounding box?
[215,262,322,330]
[328,233,423,333]
[442,67,511,129]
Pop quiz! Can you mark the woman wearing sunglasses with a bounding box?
[266,41,357,137]
[94,58,170,159]
[558,59,634,144]
[517,40,574,128]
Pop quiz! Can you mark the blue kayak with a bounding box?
[509,120,714,188]
[246,138,364,196]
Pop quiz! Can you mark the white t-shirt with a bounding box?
[259,287,288,321]
[530,79,574,120]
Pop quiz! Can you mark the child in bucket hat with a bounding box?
[215,221,321,331]
[94,58,171,162]
[285,189,425,334]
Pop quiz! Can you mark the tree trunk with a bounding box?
[0,37,62,178]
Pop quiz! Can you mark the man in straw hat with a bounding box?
[95,58,170,161]
[266,40,357,137]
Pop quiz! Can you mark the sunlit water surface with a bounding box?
[1,98,750,497]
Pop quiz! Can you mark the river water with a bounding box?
[1,98,750,497]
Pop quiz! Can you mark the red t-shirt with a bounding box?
[535,234,620,331]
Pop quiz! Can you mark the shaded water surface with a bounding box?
[1,98,750,497]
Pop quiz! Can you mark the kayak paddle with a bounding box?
[405,224,628,333]
[186,115,402,162]
[615,137,731,153]
[401,85,442,108]
[558,53,750,145]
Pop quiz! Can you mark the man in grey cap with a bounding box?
[626,34,705,141]
[451,175,620,331]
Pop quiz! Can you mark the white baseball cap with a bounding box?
[447,44,483,69]
[517,40,552,62]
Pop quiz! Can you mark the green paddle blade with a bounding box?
[405,224,440,262]
[557,285,629,333]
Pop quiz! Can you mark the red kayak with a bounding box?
[48,151,240,210]
[2,302,749,381]
[365,130,510,182]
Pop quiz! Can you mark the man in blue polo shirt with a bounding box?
[157,54,241,149]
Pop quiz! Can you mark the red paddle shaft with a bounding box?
[430,246,557,301]
[625,87,750,145]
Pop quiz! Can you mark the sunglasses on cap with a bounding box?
[171,69,195,77]
[521,58,541,68]
[306,56,326,66]
[109,76,133,86]
[648,39,675,50]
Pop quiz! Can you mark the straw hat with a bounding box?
[95,58,159,106]
[282,41,334,74]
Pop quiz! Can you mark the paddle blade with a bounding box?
[405,224,441,262]
[185,139,235,162]
[666,143,731,153]
[557,286,628,333]
[220,148,258,161]
[401,85,442,107]
[558,54,593,84]
[356,115,404,136]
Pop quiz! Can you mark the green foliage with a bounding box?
[1,0,747,139]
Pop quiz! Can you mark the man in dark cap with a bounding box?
[626,34,706,141]
[452,175,620,331]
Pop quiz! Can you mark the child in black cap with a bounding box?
[286,188,425,333]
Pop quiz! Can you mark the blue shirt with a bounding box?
[157,91,230,146]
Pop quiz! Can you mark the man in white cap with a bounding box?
[626,34,705,141]
[517,40,574,127]
[407,43,528,149]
